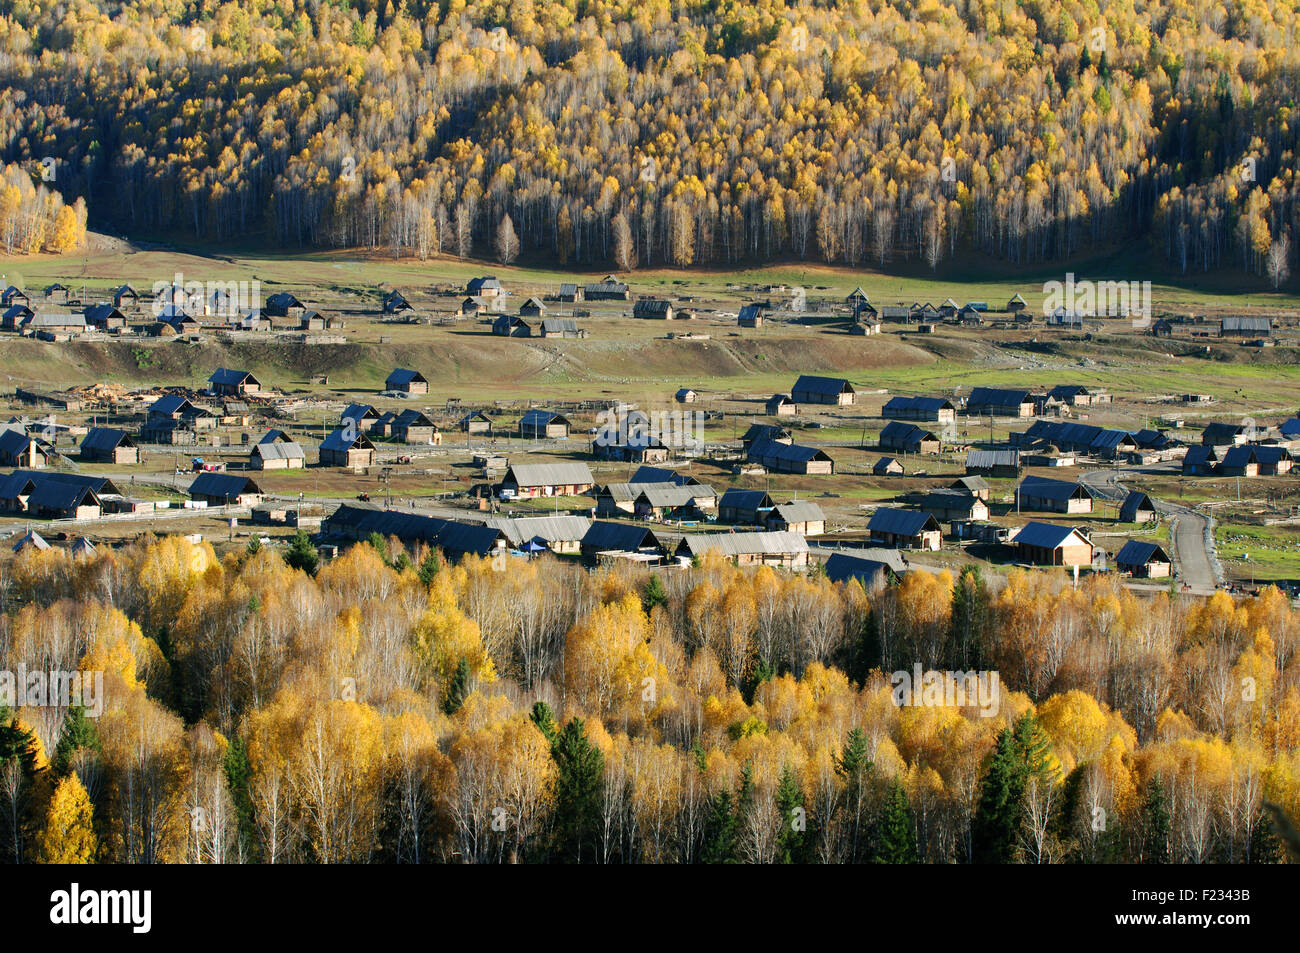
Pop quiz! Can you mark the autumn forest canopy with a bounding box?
[0,0,1297,278]
[1,534,1297,865]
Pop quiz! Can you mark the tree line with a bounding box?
[0,0,1298,280]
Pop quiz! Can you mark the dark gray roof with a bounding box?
[209,368,259,387]
[520,409,569,429]
[823,553,896,587]
[1018,476,1092,502]
[189,472,263,498]
[1115,540,1170,566]
[320,427,375,452]
[581,521,663,552]
[386,368,428,387]
[966,449,1020,468]
[1119,492,1155,520]
[792,375,855,397]
[1014,521,1089,550]
[719,488,775,511]
[325,503,506,557]
[883,395,955,413]
[81,427,135,452]
[867,507,939,536]
[968,386,1032,407]
[748,439,833,464]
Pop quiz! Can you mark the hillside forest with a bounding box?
[0,0,1297,282]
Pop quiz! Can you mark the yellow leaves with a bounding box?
[411,586,496,688]
[78,604,166,697]
[37,775,96,864]
[1037,690,1136,773]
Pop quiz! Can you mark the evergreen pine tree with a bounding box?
[52,705,100,777]
[700,789,737,864]
[874,778,917,863]
[245,536,261,554]
[642,573,668,613]
[442,657,471,715]
[949,565,988,669]
[224,735,259,862]
[549,718,604,862]
[1140,775,1171,864]
[284,529,320,575]
[971,727,1025,863]
[530,700,559,744]
[366,532,389,564]
[774,763,807,863]
[836,727,874,862]
[417,550,441,586]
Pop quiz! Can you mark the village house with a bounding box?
[1,305,33,330]
[580,521,666,561]
[747,438,835,474]
[823,552,901,589]
[917,490,989,522]
[633,298,674,320]
[882,395,956,424]
[766,394,797,416]
[459,411,493,435]
[538,318,586,339]
[250,439,306,470]
[949,475,991,500]
[738,304,765,328]
[791,375,855,406]
[1017,476,1094,514]
[1013,522,1094,567]
[718,488,775,525]
[500,461,594,498]
[867,508,941,551]
[1120,491,1157,523]
[584,277,629,301]
[519,296,547,319]
[764,500,826,536]
[1182,445,1220,475]
[675,388,698,404]
[1,286,29,307]
[383,290,413,314]
[879,421,941,455]
[519,409,570,440]
[298,310,327,331]
[341,404,381,433]
[80,427,139,465]
[390,410,441,444]
[1007,293,1028,313]
[189,472,264,507]
[741,424,793,449]
[967,387,1035,418]
[84,304,128,330]
[0,427,51,468]
[324,504,508,560]
[113,285,140,309]
[556,283,583,303]
[1220,316,1271,337]
[1048,385,1112,407]
[675,531,810,570]
[265,292,306,318]
[1115,540,1172,578]
[492,314,531,337]
[965,449,1021,477]
[385,368,430,395]
[25,311,87,338]
[873,456,904,476]
[208,368,262,397]
[1201,422,1249,446]
[482,514,592,555]
[319,428,376,469]
[466,276,504,299]
[633,484,716,521]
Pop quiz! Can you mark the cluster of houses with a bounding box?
[1,284,347,340]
